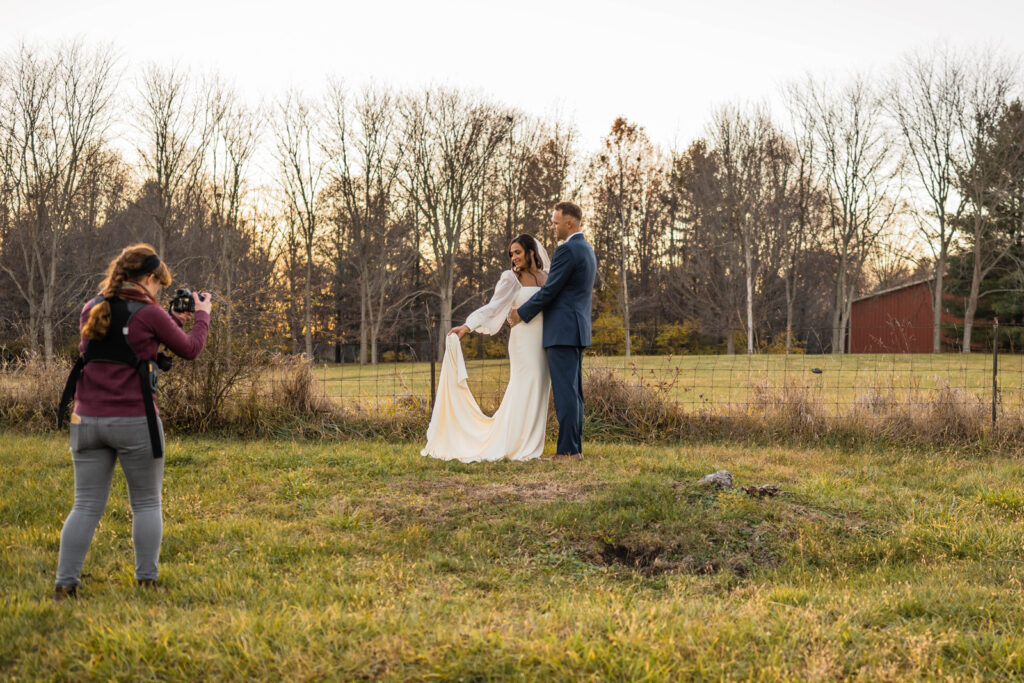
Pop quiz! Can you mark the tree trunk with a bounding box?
[962,244,983,353]
[223,273,234,371]
[43,250,57,366]
[784,277,795,355]
[304,243,313,359]
[745,250,755,355]
[439,296,452,362]
[840,298,852,354]
[932,248,945,353]
[831,257,847,354]
[359,274,369,365]
[439,277,453,362]
[621,244,631,358]
[42,312,55,366]
[28,302,41,359]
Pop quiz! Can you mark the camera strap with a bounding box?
[58,296,164,458]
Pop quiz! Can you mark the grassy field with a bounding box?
[4,433,1024,679]
[310,352,1024,414]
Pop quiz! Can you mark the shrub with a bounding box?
[460,334,507,360]
[590,312,643,356]
[759,331,806,354]
[379,349,411,363]
[655,321,702,355]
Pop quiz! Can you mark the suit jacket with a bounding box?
[517,234,597,348]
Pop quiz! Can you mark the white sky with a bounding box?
[1,0,1022,149]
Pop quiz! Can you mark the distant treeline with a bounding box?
[1,41,1021,364]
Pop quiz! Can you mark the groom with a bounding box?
[509,201,597,460]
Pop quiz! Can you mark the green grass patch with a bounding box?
[4,433,1024,678]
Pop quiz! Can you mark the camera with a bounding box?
[169,287,206,314]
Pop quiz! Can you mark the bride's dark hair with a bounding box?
[509,234,543,271]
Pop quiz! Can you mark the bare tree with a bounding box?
[794,76,903,353]
[888,46,969,352]
[589,117,665,357]
[952,51,1020,352]
[273,90,325,359]
[709,105,781,354]
[323,82,410,364]
[0,41,119,363]
[780,93,821,353]
[667,139,743,353]
[134,63,215,257]
[526,119,578,247]
[495,114,544,246]
[400,88,511,360]
[206,79,262,356]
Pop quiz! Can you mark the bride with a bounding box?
[421,234,550,462]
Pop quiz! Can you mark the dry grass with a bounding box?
[0,356,69,428]
[3,355,1022,450]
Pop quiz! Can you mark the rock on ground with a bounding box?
[698,470,733,489]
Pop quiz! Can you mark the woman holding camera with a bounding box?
[54,244,212,601]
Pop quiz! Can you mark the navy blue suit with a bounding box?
[517,234,597,455]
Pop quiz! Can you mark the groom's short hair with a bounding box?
[554,201,582,224]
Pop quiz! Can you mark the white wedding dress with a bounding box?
[421,270,550,462]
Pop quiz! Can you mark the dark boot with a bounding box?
[53,584,77,602]
[137,579,157,588]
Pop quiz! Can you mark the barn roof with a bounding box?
[852,277,935,304]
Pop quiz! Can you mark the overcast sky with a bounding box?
[1,0,1021,149]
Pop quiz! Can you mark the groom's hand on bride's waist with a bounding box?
[507,309,521,326]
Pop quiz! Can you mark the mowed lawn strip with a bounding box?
[3,434,1024,679]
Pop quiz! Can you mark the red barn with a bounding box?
[849,278,938,353]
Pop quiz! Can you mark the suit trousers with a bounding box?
[546,345,584,455]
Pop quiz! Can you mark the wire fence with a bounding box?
[306,323,1022,425]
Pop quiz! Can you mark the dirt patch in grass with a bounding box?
[588,484,872,578]
[328,478,607,527]
[423,479,604,504]
[594,531,783,577]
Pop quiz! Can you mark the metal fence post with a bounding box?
[992,317,999,429]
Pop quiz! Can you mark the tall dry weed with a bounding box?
[582,367,684,439]
[0,357,70,431]
[1,353,1019,449]
[748,376,825,436]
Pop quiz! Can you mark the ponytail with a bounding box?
[81,244,171,340]
[82,301,112,340]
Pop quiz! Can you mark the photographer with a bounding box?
[53,243,211,601]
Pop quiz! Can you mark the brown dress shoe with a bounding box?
[53,584,77,602]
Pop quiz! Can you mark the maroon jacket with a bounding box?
[74,298,209,417]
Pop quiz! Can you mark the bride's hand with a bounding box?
[449,325,470,339]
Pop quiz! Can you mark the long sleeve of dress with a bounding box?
[464,270,520,335]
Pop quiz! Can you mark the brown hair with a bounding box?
[509,234,543,271]
[553,201,583,223]
[81,244,172,340]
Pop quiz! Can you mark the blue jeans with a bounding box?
[56,415,165,586]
